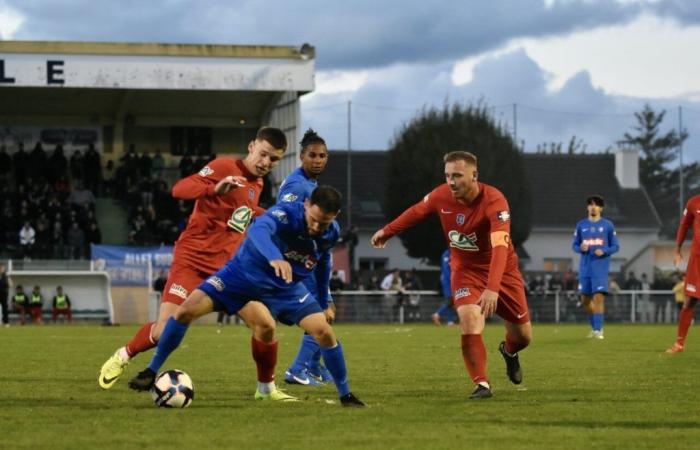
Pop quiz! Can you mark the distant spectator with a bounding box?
[624,271,642,290]
[139,152,153,179]
[29,285,44,324]
[638,273,652,323]
[68,180,96,207]
[672,274,687,322]
[381,269,406,315]
[0,145,11,184]
[34,219,52,259]
[29,142,47,181]
[12,143,30,186]
[121,144,140,186]
[52,286,72,323]
[66,221,86,259]
[19,221,36,258]
[13,284,28,325]
[85,221,102,254]
[151,149,165,180]
[329,271,345,292]
[51,221,65,258]
[47,144,68,183]
[563,268,577,291]
[548,273,563,292]
[102,160,115,195]
[153,270,168,294]
[178,152,194,178]
[83,143,102,193]
[0,264,8,327]
[70,149,84,181]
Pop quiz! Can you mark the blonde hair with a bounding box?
[443,151,477,166]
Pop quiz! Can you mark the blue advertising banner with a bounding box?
[91,245,173,286]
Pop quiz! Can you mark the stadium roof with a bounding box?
[323,150,661,232]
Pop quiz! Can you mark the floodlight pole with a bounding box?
[679,105,684,217]
[346,100,352,229]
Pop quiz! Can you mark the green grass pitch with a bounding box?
[2,323,699,449]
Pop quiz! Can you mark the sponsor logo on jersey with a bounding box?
[271,209,288,224]
[497,210,511,222]
[169,284,188,299]
[227,206,253,233]
[198,166,213,177]
[688,283,697,293]
[448,230,479,251]
[456,213,465,225]
[582,238,604,246]
[454,287,470,299]
[206,276,225,292]
[281,193,298,202]
[284,250,318,271]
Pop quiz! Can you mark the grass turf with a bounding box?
[1,323,698,449]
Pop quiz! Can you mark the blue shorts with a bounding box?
[578,276,608,295]
[198,263,323,326]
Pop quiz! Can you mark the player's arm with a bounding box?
[675,202,694,267]
[315,250,335,323]
[277,179,305,203]
[601,224,620,256]
[481,198,512,316]
[171,159,244,199]
[571,223,585,253]
[246,210,291,282]
[371,192,436,248]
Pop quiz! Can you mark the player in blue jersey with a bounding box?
[128,186,365,407]
[572,195,620,339]
[431,249,458,325]
[278,129,335,386]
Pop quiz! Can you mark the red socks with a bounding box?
[505,334,527,355]
[461,334,488,385]
[676,307,695,346]
[251,337,278,383]
[125,322,156,357]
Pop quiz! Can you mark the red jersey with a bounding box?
[172,157,264,273]
[383,183,519,277]
[677,195,700,257]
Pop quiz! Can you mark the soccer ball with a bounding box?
[151,369,195,408]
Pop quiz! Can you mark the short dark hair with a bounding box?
[300,128,326,152]
[586,195,605,207]
[443,151,477,166]
[256,127,288,151]
[310,185,342,213]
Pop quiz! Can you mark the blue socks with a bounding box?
[588,314,595,330]
[148,317,189,373]
[290,333,320,373]
[593,313,604,332]
[320,342,350,397]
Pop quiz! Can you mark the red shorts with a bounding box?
[685,253,700,299]
[451,269,530,324]
[161,262,212,305]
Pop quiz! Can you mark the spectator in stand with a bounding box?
[139,152,153,180]
[102,160,115,196]
[563,268,577,292]
[66,221,86,260]
[178,151,194,178]
[83,143,102,193]
[548,273,563,293]
[672,274,687,323]
[403,269,423,321]
[329,271,345,292]
[13,284,28,325]
[70,149,84,182]
[151,149,165,180]
[47,144,68,184]
[368,275,381,290]
[19,221,36,259]
[29,285,44,324]
[0,145,12,185]
[608,275,621,318]
[624,271,642,290]
[0,264,9,327]
[85,221,102,255]
[1,199,16,246]
[53,175,71,201]
[51,220,65,259]
[153,270,168,295]
[139,176,154,208]
[12,143,29,187]
[52,286,72,323]
[638,273,652,323]
[68,180,96,208]
[29,143,47,182]
[34,219,51,259]
[121,144,140,187]
[381,269,406,321]
[193,153,208,174]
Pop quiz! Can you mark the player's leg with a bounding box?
[128,288,214,391]
[592,292,606,338]
[298,312,364,407]
[667,297,697,353]
[494,275,532,385]
[456,303,491,399]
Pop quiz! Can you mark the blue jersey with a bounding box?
[277,167,317,204]
[233,201,338,305]
[572,218,619,278]
[440,249,451,298]
[276,167,332,306]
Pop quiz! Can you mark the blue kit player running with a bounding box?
[128,186,365,407]
[431,249,458,326]
[278,129,335,386]
[572,195,619,339]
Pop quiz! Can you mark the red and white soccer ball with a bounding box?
[151,369,195,408]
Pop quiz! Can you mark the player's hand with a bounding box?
[371,229,390,248]
[580,242,589,252]
[478,289,499,317]
[594,249,604,257]
[269,259,293,283]
[324,304,336,324]
[214,176,246,195]
[674,251,684,268]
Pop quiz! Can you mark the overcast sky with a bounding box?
[1,0,698,162]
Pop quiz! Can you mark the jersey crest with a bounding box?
[448,230,479,251]
[456,213,465,225]
[198,166,213,177]
[281,192,298,202]
[227,206,253,233]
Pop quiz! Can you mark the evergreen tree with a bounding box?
[385,103,532,265]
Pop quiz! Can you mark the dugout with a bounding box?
[0,40,315,184]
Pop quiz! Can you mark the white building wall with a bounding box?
[265,91,302,191]
[355,230,440,271]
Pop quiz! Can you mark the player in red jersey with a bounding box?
[666,194,700,353]
[99,127,288,395]
[371,151,532,399]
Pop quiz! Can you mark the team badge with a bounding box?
[497,211,510,222]
[448,230,479,251]
[598,227,604,232]
[271,209,288,224]
[206,276,225,292]
[456,214,465,225]
[454,287,471,299]
[248,188,255,200]
[227,206,253,233]
[281,193,298,202]
[198,166,213,177]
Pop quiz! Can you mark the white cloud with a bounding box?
[309,70,369,96]
[0,2,23,39]
[460,13,700,98]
